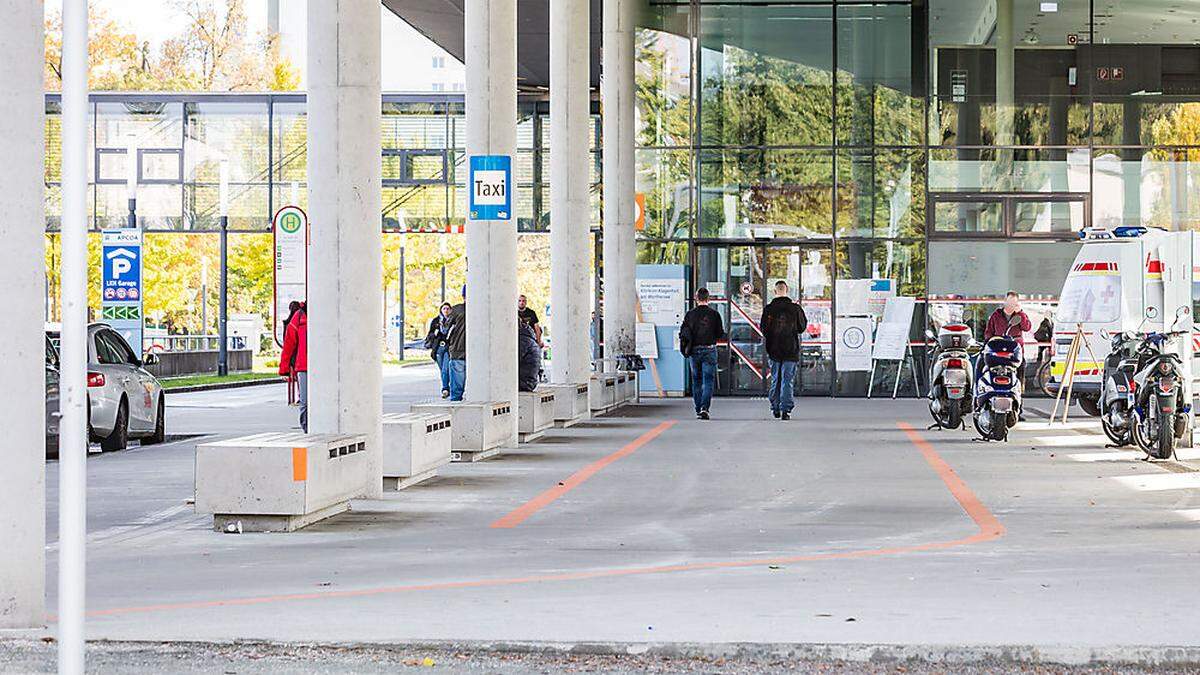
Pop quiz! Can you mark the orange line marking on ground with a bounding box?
[490,420,678,528]
[80,421,1003,620]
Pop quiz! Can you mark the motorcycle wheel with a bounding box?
[973,410,1004,441]
[945,405,962,430]
[1132,413,1160,459]
[1154,413,1176,460]
[1036,360,1054,398]
[1101,415,1132,446]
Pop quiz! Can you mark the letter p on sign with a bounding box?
[468,155,513,221]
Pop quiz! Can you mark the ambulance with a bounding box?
[1049,226,1199,414]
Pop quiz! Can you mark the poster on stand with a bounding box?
[836,317,873,372]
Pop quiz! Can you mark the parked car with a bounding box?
[87,323,165,450]
[46,335,60,458]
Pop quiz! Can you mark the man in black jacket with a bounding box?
[445,287,467,401]
[760,281,808,420]
[680,287,725,420]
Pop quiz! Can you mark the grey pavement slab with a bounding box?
[30,381,1200,657]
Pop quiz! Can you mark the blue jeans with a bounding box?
[768,359,797,414]
[689,346,718,413]
[448,358,466,401]
[435,345,451,392]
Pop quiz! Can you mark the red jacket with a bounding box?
[279,311,308,374]
[984,308,1031,346]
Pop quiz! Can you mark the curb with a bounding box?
[163,378,284,394]
[9,639,1200,668]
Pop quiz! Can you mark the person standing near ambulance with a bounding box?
[985,291,1032,346]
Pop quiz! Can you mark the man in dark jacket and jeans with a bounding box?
[445,288,468,401]
[760,281,807,420]
[680,287,725,420]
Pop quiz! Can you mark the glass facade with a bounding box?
[39,0,1200,395]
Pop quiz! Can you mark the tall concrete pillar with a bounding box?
[549,0,592,384]
[307,0,383,498]
[994,0,1015,148]
[464,0,518,432]
[0,0,45,630]
[602,0,637,368]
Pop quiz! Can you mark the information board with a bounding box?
[873,296,916,361]
[101,228,143,352]
[635,277,686,326]
[836,317,873,372]
[273,205,308,346]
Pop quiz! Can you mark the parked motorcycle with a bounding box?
[927,323,974,429]
[972,314,1024,441]
[1098,329,1139,447]
[1130,307,1193,460]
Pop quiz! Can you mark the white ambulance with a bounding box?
[1050,226,1198,414]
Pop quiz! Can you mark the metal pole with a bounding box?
[399,245,406,361]
[218,216,229,376]
[60,0,89,670]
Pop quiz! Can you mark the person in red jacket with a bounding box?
[279,302,308,432]
[985,291,1031,347]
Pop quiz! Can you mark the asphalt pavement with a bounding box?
[18,367,1200,671]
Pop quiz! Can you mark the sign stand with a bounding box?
[1049,323,1098,425]
[866,342,922,399]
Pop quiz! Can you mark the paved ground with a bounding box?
[14,367,1200,671]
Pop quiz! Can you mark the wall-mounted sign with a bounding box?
[468,154,512,221]
[101,228,143,352]
[273,205,308,347]
[951,70,968,103]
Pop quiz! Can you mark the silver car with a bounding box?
[46,336,60,457]
[87,323,165,450]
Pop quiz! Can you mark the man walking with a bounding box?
[446,288,468,401]
[517,294,543,347]
[760,281,807,420]
[680,287,725,420]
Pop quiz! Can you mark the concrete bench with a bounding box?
[616,371,638,405]
[543,382,590,428]
[518,390,556,443]
[194,432,369,532]
[382,412,452,490]
[411,401,513,462]
[589,374,618,415]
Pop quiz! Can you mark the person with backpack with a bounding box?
[278,301,308,431]
[760,281,808,421]
[518,320,542,392]
[679,287,725,420]
[425,302,453,398]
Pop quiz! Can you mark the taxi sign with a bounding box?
[468,155,512,221]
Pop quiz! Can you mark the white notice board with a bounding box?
[873,297,916,361]
[836,317,873,372]
[635,322,659,359]
[635,278,686,325]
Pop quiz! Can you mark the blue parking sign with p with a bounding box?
[468,155,512,221]
[101,229,143,350]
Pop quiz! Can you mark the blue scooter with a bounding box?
[973,330,1023,442]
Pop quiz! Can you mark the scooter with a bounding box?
[927,323,974,430]
[972,314,1024,442]
[1130,307,1193,460]
[1099,329,1139,447]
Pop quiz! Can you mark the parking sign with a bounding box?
[101,229,144,352]
[468,155,512,221]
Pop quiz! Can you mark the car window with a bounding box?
[106,331,140,365]
[94,332,126,365]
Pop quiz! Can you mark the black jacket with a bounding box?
[424,315,450,355]
[760,297,808,362]
[446,303,467,360]
[679,305,725,356]
[518,322,542,392]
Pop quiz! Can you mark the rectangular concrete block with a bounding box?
[589,374,618,414]
[545,382,590,427]
[616,371,638,404]
[382,412,452,490]
[411,401,513,459]
[195,432,369,532]
[518,390,556,442]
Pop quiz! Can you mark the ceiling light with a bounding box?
[1041,2,1059,11]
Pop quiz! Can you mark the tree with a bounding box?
[43,0,298,93]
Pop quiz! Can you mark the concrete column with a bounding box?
[550,0,592,384]
[307,0,384,498]
[994,0,1015,149]
[0,0,45,631]
[464,0,518,431]
[602,0,637,368]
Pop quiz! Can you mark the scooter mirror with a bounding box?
[1099,328,1110,340]
[1178,306,1190,318]
[925,329,935,339]
[1146,306,1159,320]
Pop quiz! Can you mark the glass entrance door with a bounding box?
[695,244,833,397]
